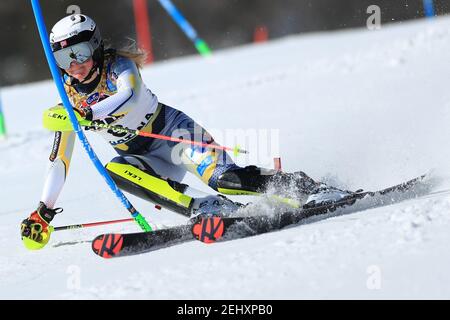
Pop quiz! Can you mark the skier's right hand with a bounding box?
[75,106,93,121]
[43,105,89,132]
[21,202,62,250]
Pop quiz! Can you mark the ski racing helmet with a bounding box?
[49,14,103,71]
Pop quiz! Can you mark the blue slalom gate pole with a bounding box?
[423,0,436,18]
[30,0,152,232]
[157,0,212,56]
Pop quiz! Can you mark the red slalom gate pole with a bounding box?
[53,218,135,231]
[133,0,154,64]
[274,157,282,171]
[254,25,269,43]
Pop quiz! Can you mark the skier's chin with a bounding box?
[69,72,88,81]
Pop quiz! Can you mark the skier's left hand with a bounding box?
[21,202,62,250]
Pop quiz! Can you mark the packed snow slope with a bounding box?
[1,17,450,299]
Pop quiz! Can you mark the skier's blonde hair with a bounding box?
[106,38,147,69]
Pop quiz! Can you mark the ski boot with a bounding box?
[217,166,320,197]
[217,165,355,207]
[303,184,356,209]
[189,194,244,221]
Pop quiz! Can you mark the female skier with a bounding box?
[20,14,353,249]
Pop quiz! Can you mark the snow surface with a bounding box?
[1,17,450,299]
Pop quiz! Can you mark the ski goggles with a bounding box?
[53,41,94,70]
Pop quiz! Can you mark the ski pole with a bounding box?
[43,108,248,156]
[79,119,249,156]
[53,218,135,232]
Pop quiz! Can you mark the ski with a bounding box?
[92,174,426,258]
[191,173,427,243]
[91,224,193,258]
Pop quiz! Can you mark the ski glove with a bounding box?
[21,202,62,250]
[43,105,92,132]
[75,106,93,121]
